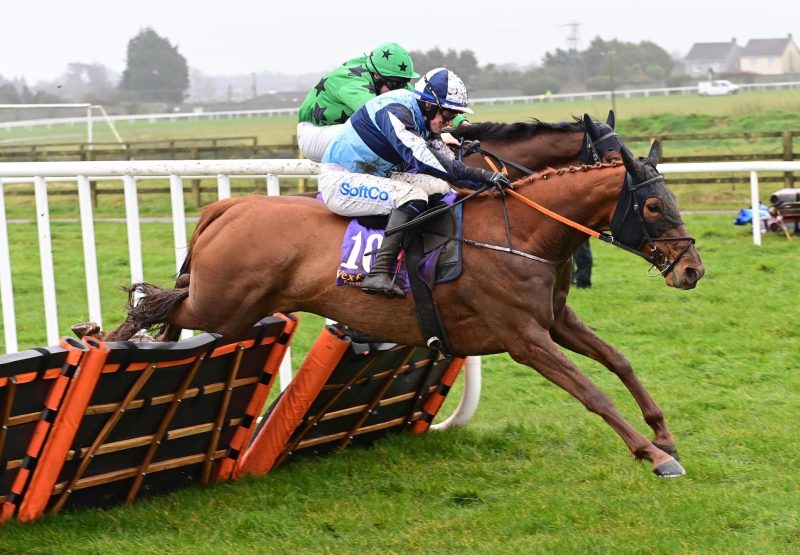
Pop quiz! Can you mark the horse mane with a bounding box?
[513,161,621,188]
[449,117,584,141]
[451,161,621,198]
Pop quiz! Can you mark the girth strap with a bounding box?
[402,229,454,356]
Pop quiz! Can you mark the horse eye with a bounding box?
[642,198,663,223]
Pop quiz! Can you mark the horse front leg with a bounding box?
[550,305,679,459]
[507,328,685,477]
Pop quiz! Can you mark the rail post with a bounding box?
[783,131,794,188]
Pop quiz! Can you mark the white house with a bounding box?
[739,35,800,75]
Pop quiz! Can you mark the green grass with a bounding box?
[0,214,798,553]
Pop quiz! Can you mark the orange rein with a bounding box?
[485,157,621,240]
[505,188,601,239]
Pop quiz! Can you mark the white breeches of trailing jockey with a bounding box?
[297,122,344,162]
[318,164,452,217]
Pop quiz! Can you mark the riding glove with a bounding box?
[488,172,512,188]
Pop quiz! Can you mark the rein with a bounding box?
[456,139,535,177]
[506,168,696,275]
[392,136,693,274]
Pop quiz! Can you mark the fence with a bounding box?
[0,137,298,164]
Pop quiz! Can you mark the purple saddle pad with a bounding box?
[335,192,461,292]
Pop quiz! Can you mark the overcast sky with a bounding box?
[2,0,797,83]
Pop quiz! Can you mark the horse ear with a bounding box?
[648,141,662,165]
[583,113,599,139]
[620,144,641,176]
[606,110,615,129]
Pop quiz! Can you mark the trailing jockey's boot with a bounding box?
[361,208,412,298]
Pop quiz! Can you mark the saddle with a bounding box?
[336,194,464,355]
[336,193,463,290]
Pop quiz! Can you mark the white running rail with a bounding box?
[0,158,483,428]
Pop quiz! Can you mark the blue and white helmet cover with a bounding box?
[413,67,474,114]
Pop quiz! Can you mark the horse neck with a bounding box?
[482,130,584,172]
[509,163,626,257]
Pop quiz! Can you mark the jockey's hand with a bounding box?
[487,172,512,197]
[462,139,481,155]
[488,172,512,192]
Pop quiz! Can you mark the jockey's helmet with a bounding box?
[413,67,474,115]
[367,43,420,80]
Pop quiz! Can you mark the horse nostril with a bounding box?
[683,267,698,284]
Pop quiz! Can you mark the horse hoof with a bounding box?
[653,457,686,478]
[654,442,680,461]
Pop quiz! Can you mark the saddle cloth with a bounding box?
[335,192,463,292]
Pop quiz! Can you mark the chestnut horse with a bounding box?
[100,142,704,478]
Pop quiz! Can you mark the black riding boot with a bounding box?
[361,208,412,298]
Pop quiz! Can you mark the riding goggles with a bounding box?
[382,77,410,90]
[438,108,461,122]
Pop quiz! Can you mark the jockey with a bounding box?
[319,67,511,298]
[297,42,419,162]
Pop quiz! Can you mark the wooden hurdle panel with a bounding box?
[238,325,464,477]
[0,338,88,522]
[12,314,296,521]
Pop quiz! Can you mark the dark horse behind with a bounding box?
[84,125,704,478]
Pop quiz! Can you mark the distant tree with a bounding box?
[584,75,613,92]
[519,71,561,96]
[0,78,64,104]
[0,81,21,103]
[58,63,117,103]
[119,28,189,103]
[581,38,674,87]
[541,48,585,82]
[409,48,480,83]
[470,65,521,93]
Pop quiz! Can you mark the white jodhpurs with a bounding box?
[297,122,344,162]
[318,165,452,217]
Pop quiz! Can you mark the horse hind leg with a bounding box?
[105,282,189,341]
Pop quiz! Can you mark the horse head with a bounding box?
[582,111,623,164]
[614,141,705,289]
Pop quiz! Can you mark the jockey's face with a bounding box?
[428,109,458,134]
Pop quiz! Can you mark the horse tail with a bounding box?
[107,282,190,341]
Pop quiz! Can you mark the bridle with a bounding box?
[505,167,696,276]
[605,172,696,276]
[396,128,696,276]
[579,126,621,165]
